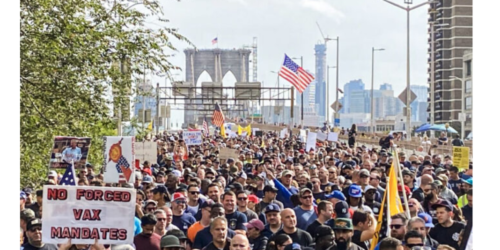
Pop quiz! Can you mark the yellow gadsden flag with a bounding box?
[369,162,404,250]
[220,124,226,138]
[237,125,252,136]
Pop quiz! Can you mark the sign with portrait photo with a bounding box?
[50,137,92,169]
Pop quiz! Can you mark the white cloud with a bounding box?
[299,0,345,19]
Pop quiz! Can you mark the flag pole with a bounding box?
[393,146,411,217]
[385,167,391,236]
[300,56,304,127]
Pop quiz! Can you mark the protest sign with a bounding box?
[50,137,92,169]
[280,128,288,139]
[252,123,285,131]
[219,148,239,160]
[453,146,470,170]
[300,129,307,142]
[317,132,327,141]
[306,132,317,152]
[183,131,203,146]
[252,128,260,136]
[255,130,263,137]
[327,132,339,142]
[42,185,136,245]
[103,137,135,183]
[134,141,156,165]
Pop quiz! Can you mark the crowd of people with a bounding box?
[20,128,473,250]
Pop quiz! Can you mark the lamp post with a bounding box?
[430,22,449,138]
[327,65,336,125]
[270,71,281,124]
[291,56,304,127]
[371,48,385,135]
[450,75,465,140]
[383,0,434,140]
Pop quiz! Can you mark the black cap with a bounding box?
[431,199,454,211]
[263,185,278,193]
[229,182,244,191]
[284,243,302,250]
[23,188,33,195]
[264,203,281,213]
[200,199,215,209]
[152,185,168,194]
[27,218,42,230]
[334,201,350,218]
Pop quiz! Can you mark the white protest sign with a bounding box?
[327,132,339,142]
[317,132,327,141]
[42,185,136,245]
[300,129,307,141]
[134,141,156,164]
[241,132,248,137]
[183,131,202,146]
[252,128,260,135]
[103,137,135,184]
[306,132,317,152]
[280,128,288,139]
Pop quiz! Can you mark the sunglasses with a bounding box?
[238,197,248,201]
[157,218,166,221]
[301,195,313,199]
[190,191,200,195]
[29,227,42,232]
[370,177,380,181]
[406,244,424,248]
[390,224,403,229]
[146,207,156,211]
[175,200,186,204]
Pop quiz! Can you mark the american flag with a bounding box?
[212,102,225,127]
[203,118,209,137]
[116,155,130,183]
[212,37,218,45]
[278,54,315,93]
[59,162,77,186]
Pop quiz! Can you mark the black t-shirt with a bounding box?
[429,221,465,250]
[365,201,381,217]
[313,192,326,205]
[461,205,473,223]
[225,211,247,230]
[305,220,322,240]
[193,226,236,250]
[269,228,313,248]
[448,178,465,196]
[23,243,58,250]
[327,243,364,250]
[351,230,369,250]
[411,187,425,203]
[202,239,231,250]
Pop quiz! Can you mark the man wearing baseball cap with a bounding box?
[245,219,268,250]
[21,209,35,246]
[429,199,465,250]
[347,185,373,215]
[294,188,317,230]
[261,204,282,239]
[255,185,283,215]
[329,218,364,250]
[171,192,196,235]
[314,225,334,250]
[24,218,58,250]
[268,169,298,209]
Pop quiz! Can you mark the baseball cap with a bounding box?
[325,190,346,201]
[166,229,188,240]
[21,209,35,221]
[152,185,168,194]
[431,199,454,211]
[364,185,377,193]
[282,170,294,177]
[248,195,259,204]
[244,219,265,231]
[359,169,370,178]
[20,191,27,200]
[172,170,182,177]
[227,158,235,163]
[264,203,281,213]
[299,188,312,197]
[402,169,414,177]
[263,185,278,193]
[142,175,153,184]
[200,199,215,209]
[315,225,334,240]
[23,188,33,195]
[229,182,244,191]
[284,243,302,250]
[464,178,473,186]
[432,180,443,187]
[332,218,353,230]
[172,192,186,201]
[160,235,184,249]
[342,164,353,170]
[27,218,43,231]
[334,201,350,218]
[237,172,247,180]
[417,213,435,228]
[348,185,363,198]
[144,200,157,207]
[48,170,57,178]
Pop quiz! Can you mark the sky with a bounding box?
[139,0,432,126]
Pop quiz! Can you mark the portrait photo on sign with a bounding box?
[49,137,92,169]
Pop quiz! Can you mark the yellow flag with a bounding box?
[246,124,252,135]
[220,124,226,138]
[237,125,242,135]
[261,137,265,147]
[147,121,153,131]
[369,162,404,250]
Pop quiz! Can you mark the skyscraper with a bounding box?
[341,79,365,114]
[314,43,327,117]
[427,0,472,124]
[410,85,428,122]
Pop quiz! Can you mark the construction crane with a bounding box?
[242,37,258,82]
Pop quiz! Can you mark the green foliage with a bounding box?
[20,0,191,188]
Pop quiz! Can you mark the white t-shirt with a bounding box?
[188,204,199,213]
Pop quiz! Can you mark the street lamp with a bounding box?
[270,71,281,124]
[371,48,385,135]
[383,0,434,140]
[449,75,465,140]
[429,22,449,138]
[327,65,336,125]
[291,56,304,127]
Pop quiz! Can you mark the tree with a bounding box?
[20,0,191,188]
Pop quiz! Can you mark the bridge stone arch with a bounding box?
[184,48,251,85]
